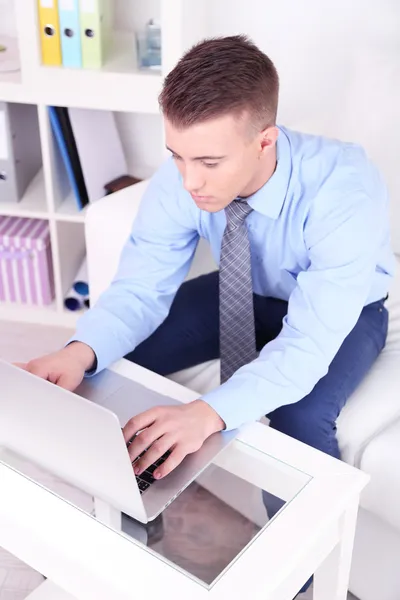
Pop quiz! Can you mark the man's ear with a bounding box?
[259,126,279,156]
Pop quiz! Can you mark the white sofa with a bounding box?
[85,180,400,600]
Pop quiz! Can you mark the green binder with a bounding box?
[79,0,111,69]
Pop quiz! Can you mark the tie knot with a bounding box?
[225,199,253,228]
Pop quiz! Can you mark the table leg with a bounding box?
[313,497,359,600]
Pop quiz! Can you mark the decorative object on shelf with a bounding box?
[0,216,55,305]
[0,102,42,203]
[64,255,89,311]
[135,18,161,70]
[104,174,142,196]
[0,36,20,73]
[37,0,62,66]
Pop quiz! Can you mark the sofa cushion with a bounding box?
[337,256,400,466]
[168,359,220,395]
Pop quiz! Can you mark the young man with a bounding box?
[21,35,394,481]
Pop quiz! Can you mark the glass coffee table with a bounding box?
[0,359,369,600]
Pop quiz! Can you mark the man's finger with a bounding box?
[154,446,186,479]
[127,424,165,463]
[123,408,159,444]
[56,372,81,391]
[13,362,27,370]
[134,435,174,476]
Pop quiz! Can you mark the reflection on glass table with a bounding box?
[144,453,310,586]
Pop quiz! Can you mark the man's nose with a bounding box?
[182,168,205,194]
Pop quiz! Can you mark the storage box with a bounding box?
[0,216,55,305]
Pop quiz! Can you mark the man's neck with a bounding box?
[239,147,277,198]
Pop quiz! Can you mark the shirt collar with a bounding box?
[246,126,292,220]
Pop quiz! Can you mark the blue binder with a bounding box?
[49,106,89,210]
[59,0,82,68]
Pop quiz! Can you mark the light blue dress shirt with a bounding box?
[72,125,395,431]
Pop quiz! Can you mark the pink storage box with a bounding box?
[0,216,55,305]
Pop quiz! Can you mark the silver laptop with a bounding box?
[0,360,236,523]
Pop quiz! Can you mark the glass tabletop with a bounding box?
[143,439,311,586]
[0,437,312,588]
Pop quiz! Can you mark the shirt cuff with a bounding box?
[64,339,98,376]
[66,329,114,376]
[201,378,254,432]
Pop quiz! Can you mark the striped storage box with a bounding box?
[0,216,55,305]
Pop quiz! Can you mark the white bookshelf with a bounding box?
[0,0,208,327]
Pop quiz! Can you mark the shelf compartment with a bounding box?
[0,71,22,86]
[0,169,48,219]
[56,220,86,299]
[0,27,25,101]
[54,193,88,223]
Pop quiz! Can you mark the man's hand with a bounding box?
[14,342,96,392]
[123,400,225,480]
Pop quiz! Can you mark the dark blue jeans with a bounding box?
[126,271,388,593]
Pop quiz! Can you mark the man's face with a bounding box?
[164,113,275,212]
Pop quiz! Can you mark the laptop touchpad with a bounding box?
[93,379,181,427]
[75,370,125,402]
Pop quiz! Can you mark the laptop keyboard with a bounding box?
[135,452,171,494]
[127,436,171,494]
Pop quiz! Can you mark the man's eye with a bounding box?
[172,154,182,161]
[203,162,218,168]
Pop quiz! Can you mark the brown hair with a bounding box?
[159,35,279,135]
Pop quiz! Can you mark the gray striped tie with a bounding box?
[220,199,257,383]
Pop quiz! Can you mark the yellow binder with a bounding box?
[37,0,62,66]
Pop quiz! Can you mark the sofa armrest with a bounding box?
[85,181,217,305]
[85,180,149,304]
[358,416,400,533]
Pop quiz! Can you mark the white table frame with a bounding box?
[0,358,369,600]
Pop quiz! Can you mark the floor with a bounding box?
[0,320,359,600]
